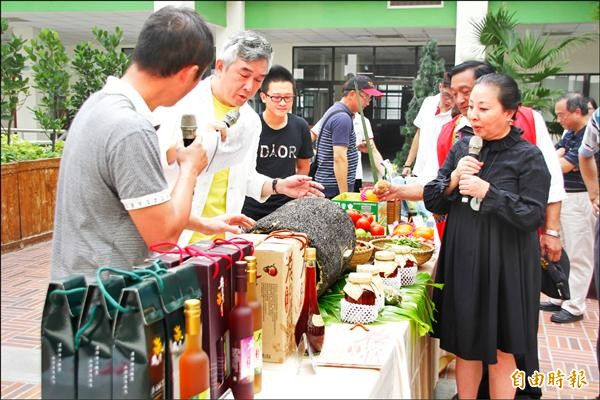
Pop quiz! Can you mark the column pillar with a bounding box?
[454,1,488,64]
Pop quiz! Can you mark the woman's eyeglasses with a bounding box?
[265,94,294,103]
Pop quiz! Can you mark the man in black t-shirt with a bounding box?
[242,65,313,220]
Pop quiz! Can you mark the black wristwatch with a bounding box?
[272,178,279,194]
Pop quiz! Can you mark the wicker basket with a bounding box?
[349,240,375,268]
[366,235,387,243]
[371,238,434,266]
[411,243,435,265]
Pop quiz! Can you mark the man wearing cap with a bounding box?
[313,75,384,198]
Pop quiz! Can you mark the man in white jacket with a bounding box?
[157,31,323,245]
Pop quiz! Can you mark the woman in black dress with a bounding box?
[424,74,550,399]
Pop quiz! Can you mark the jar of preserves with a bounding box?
[374,250,398,278]
[356,264,384,310]
[343,272,376,306]
[395,254,417,268]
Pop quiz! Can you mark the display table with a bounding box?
[228,250,441,399]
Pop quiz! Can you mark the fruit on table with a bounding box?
[369,223,385,236]
[393,222,414,236]
[413,226,434,241]
[346,209,362,225]
[373,180,390,195]
[355,217,372,232]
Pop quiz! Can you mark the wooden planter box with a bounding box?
[1,158,60,252]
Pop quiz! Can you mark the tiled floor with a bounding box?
[1,240,599,399]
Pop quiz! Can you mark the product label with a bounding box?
[312,314,325,327]
[253,329,263,375]
[191,388,210,399]
[231,336,254,382]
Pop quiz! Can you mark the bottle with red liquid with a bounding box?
[229,261,254,399]
[294,247,325,354]
[179,299,210,399]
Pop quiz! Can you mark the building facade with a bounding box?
[2,0,599,157]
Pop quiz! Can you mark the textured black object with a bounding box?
[251,197,356,296]
[541,249,570,300]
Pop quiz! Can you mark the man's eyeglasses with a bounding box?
[264,94,294,103]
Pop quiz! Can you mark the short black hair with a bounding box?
[448,60,495,81]
[585,96,597,111]
[260,65,295,94]
[133,6,214,78]
[558,93,589,116]
[474,73,521,113]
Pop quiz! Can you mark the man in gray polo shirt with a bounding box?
[51,7,253,280]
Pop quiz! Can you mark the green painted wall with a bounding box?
[489,1,598,24]
[196,1,226,27]
[245,1,457,29]
[0,1,153,12]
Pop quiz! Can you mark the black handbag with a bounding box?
[540,249,571,300]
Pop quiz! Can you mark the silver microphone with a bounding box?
[181,114,197,147]
[461,135,484,204]
[223,109,240,128]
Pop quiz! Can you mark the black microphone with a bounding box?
[461,135,484,204]
[181,114,197,147]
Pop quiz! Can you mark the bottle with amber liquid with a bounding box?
[179,299,210,399]
[245,256,262,394]
[229,261,254,399]
[294,247,325,354]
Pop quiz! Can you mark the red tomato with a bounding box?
[346,209,362,226]
[364,213,374,224]
[355,217,372,232]
[370,223,385,236]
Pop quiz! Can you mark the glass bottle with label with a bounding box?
[294,247,325,354]
[229,261,254,399]
[179,299,210,399]
[245,256,262,394]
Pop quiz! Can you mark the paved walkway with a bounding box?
[1,241,599,399]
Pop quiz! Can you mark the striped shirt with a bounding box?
[314,102,359,197]
[556,127,587,192]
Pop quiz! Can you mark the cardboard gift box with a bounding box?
[262,231,309,324]
[332,192,387,229]
[179,249,233,399]
[253,240,296,363]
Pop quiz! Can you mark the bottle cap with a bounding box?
[235,261,248,277]
[347,272,372,284]
[374,250,395,261]
[245,256,257,270]
[305,247,316,259]
[184,298,200,317]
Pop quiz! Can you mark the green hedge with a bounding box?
[1,136,64,163]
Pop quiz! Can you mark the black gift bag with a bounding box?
[112,278,167,399]
[41,275,87,400]
[76,275,127,399]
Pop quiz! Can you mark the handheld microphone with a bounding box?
[181,114,197,147]
[461,135,483,204]
[223,109,240,129]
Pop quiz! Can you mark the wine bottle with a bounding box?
[229,261,254,399]
[245,256,262,394]
[294,247,325,354]
[179,299,210,399]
